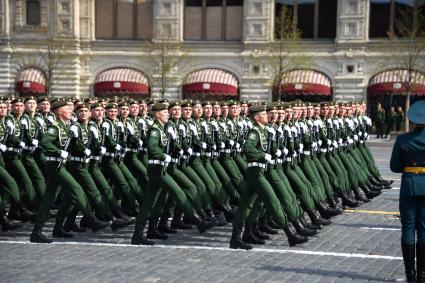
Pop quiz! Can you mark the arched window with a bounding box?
[184,0,243,41]
[369,0,424,38]
[95,0,153,40]
[275,0,337,39]
[26,0,41,26]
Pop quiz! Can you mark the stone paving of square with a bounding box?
[0,144,405,283]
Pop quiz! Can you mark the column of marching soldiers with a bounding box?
[0,95,393,250]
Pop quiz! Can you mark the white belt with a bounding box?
[171,158,179,163]
[6,147,20,153]
[127,148,138,153]
[148,160,166,166]
[104,152,115,157]
[276,159,283,164]
[141,148,148,152]
[69,156,89,163]
[237,148,242,153]
[192,152,201,157]
[220,149,231,153]
[285,157,292,162]
[320,148,327,153]
[213,152,220,157]
[247,162,266,168]
[23,145,35,151]
[360,141,364,144]
[203,152,212,157]
[91,156,101,161]
[46,156,61,162]
[303,151,311,156]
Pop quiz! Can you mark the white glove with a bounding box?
[220,142,225,149]
[116,121,124,131]
[354,135,359,141]
[163,154,172,163]
[187,148,193,156]
[338,138,343,145]
[348,139,354,144]
[32,139,39,147]
[235,143,240,149]
[201,142,207,149]
[282,147,289,155]
[298,144,304,151]
[115,144,122,151]
[189,124,198,135]
[200,121,208,134]
[211,120,219,131]
[102,122,110,133]
[358,131,363,137]
[275,149,282,157]
[333,141,339,148]
[6,121,15,132]
[178,124,186,137]
[84,148,91,157]
[290,126,298,137]
[19,141,26,148]
[312,142,317,148]
[20,119,29,130]
[364,133,369,140]
[318,140,323,147]
[0,143,6,152]
[47,115,55,124]
[179,149,184,156]
[90,126,99,139]
[138,139,144,147]
[264,153,273,163]
[327,139,332,146]
[100,146,106,155]
[267,127,276,135]
[229,139,235,146]
[277,127,283,135]
[71,116,77,124]
[70,125,79,138]
[127,124,135,135]
[60,150,69,159]
[35,117,45,127]
[212,145,217,151]
[167,127,176,140]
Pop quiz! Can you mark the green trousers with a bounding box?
[233,166,288,230]
[89,160,119,211]
[211,158,239,202]
[276,163,304,218]
[189,157,218,208]
[219,153,245,194]
[203,157,225,204]
[124,152,149,193]
[135,164,196,225]
[35,162,90,224]
[0,163,21,203]
[285,163,316,210]
[234,152,247,175]
[178,160,211,209]
[312,155,334,199]
[21,151,46,200]
[299,156,326,203]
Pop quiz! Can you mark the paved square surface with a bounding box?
[0,144,405,282]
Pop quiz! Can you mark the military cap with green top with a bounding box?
[168,101,181,109]
[249,104,268,116]
[51,99,68,111]
[151,103,168,112]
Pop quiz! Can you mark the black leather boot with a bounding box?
[192,213,215,234]
[217,203,235,222]
[300,214,321,230]
[158,217,177,234]
[316,202,341,219]
[229,227,252,250]
[366,180,386,191]
[242,223,265,245]
[341,191,361,208]
[131,222,154,245]
[30,223,52,243]
[0,208,22,232]
[111,217,133,232]
[283,222,309,247]
[306,209,332,226]
[52,215,73,238]
[417,244,425,283]
[292,219,319,236]
[84,214,110,233]
[258,218,278,235]
[401,244,416,282]
[63,208,87,233]
[171,210,192,230]
[351,186,370,203]
[17,203,35,223]
[360,184,381,199]
[147,217,168,240]
[253,224,270,240]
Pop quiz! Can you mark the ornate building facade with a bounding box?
[0,0,424,108]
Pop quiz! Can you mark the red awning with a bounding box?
[94,68,149,96]
[368,70,425,96]
[276,70,332,96]
[183,69,238,97]
[15,68,46,94]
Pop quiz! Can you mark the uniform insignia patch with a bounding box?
[48,127,56,134]
[249,133,257,140]
[151,130,158,137]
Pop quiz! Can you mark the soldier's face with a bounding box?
[25,100,37,113]
[119,106,130,119]
[314,107,320,117]
[278,110,285,122]
[221,106,228,117]
[213,105,221,116]
[321,107,329,117]
[302,107,307,117]
[107,108,118,120]
[68,102,74,112]
[38,101,51,113]
[139,103,148,115]
[57,105,72,121]
[254,111,268,125]
[229,105,238,118]
[91,107,103,120]
[0,103,7,117]
[192,105,203,119]
[240,104,248,115]
[78,108,91,122]
[12,102,25,115]
[286,109,293,120]
[182,107,192,119]
[292,107,299,119]
[203,105,212,118]
[169,106,181,120]
[130,104,139,116]
[268,110,278,123]
[155,109,169,124]
[307,106,314,118]
[329,107,335,117]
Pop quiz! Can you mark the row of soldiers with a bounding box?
[0,95,392,249]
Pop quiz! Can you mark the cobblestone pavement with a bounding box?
[0,144,405,283]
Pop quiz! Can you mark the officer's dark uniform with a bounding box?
[390,100,425,282]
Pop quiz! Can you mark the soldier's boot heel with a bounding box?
[306,209,331,227]
[229,227,253,250]
[253,224,270,240]
[402,244,416,282]
[242,223,265,245]
[192,213,215,234]
[146,217,168,240]
[360,184,381,199]
[30,223,52,243]
[283,223,308,247]
[316,202,338,219]
[111,217,133,232]
[351,186,370,203]
[85,214,109,233]
[341,191,360,208]
[158,217,178,234]
[417,244,425,283]
[131,223,154,246]
[0,208,22,232]
[52,215,73,238]
[300,215,321,230]
[292,219,318,236]
[17,203,36,223]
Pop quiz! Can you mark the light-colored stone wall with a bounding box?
[0,0,422,103]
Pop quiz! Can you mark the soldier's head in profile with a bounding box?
[249,105,268,126]
[151,103,169,125]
